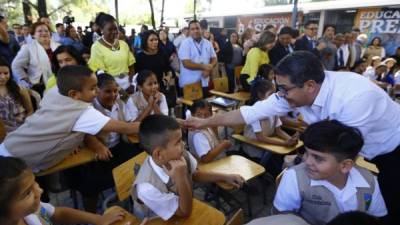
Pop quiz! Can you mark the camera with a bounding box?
[63,16,75,25]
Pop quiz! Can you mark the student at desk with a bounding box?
[273,120,387,225]
[131,115,244,220]
[243,79,298,174]
[65,73,141,212]
[188,100,232,163]
[0,65,140,172]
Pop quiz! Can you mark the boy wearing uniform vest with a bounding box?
[187,100,231,163]
[0,65,140,172]
[273,120,387,225]
[131,115,244,220]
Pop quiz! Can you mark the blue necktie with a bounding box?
[338,49,344,67]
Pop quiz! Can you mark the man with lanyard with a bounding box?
[178,20,217,96]
[185,51,400,224]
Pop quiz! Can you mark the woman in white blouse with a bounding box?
[12,22,59,94]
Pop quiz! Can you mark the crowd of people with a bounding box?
[0,10,400,225]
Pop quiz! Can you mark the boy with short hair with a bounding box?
[0,65,139,171]
[131,114,244,220]
[273,120,387,225]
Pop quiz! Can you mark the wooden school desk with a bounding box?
[232,134,303,155]
[209,90,250,103]
[36,147,96,176]
[106,199,226,225]
[198,155,265,190]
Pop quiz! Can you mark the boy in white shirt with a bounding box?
[273,120,387,225]
[131,115,244,220]
[0,65,140,171]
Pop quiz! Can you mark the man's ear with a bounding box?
[68,90,80,100]
[339,159,354,174]
[305,80,318,92]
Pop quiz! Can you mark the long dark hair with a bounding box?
[51,45,86,74]
[141,30,159,51]
[0,156,28,219]
[0,57,23,105]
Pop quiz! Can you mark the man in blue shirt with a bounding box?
[178,20,217,96]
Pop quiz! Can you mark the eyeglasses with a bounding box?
[307,27,318,31]
[276,84,298,97]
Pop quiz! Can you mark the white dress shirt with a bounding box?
[136,154,198,220]
[273,166,387,217]
[240,71,400,159]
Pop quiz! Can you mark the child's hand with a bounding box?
[97,208,125,225]
[221,140,232,149]
[148,95,155,106]
[162,156,188,181]
[224,174,245,189]
[96,145,113,161]
[153,92,162,105]
[285,135,298,147]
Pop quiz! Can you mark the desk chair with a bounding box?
[102,152,148,210]
[234,66,243,90]
[213,76,229,93]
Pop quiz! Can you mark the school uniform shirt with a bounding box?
[243,116,282,158]
[273,167,387,217]
[126,91,169,121]
[94,98,134,148]
[0,105,110,161]
[189,128,224,160]
[136,153,198,220]
[240,70,400,160]
[24,202,55,225]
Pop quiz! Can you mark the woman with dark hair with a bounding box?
[62,25,85,52]
[240,30,276,91]
[158,29,176,59]
[134,30,175,108]
[221,31,243,93]
[363,37,386,64]
[88,12,135,90]
[0,57,33,133]
[45,45,87,90]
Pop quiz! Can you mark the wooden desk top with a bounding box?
[36,148,95,176]
[356,157,379,174]
[128,134,140,143]
[177,98,194,106]
[113,151,148,201]
[209,90,250,102]
[198,155,265,190]
[281,124,306,133]
[106,199,225,225]
[232,134,303,155]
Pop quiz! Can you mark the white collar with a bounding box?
[94,98,119,113]
[312,71,330,108]
[310,167,370,201]
[149,156,170,184]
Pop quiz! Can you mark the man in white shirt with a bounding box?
[185,51,400,224]
[178,20,217,95]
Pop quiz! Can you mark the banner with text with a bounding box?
[355,8,400,56]
[237,14,293,35]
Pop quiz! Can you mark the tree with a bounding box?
[148,0,156,29]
